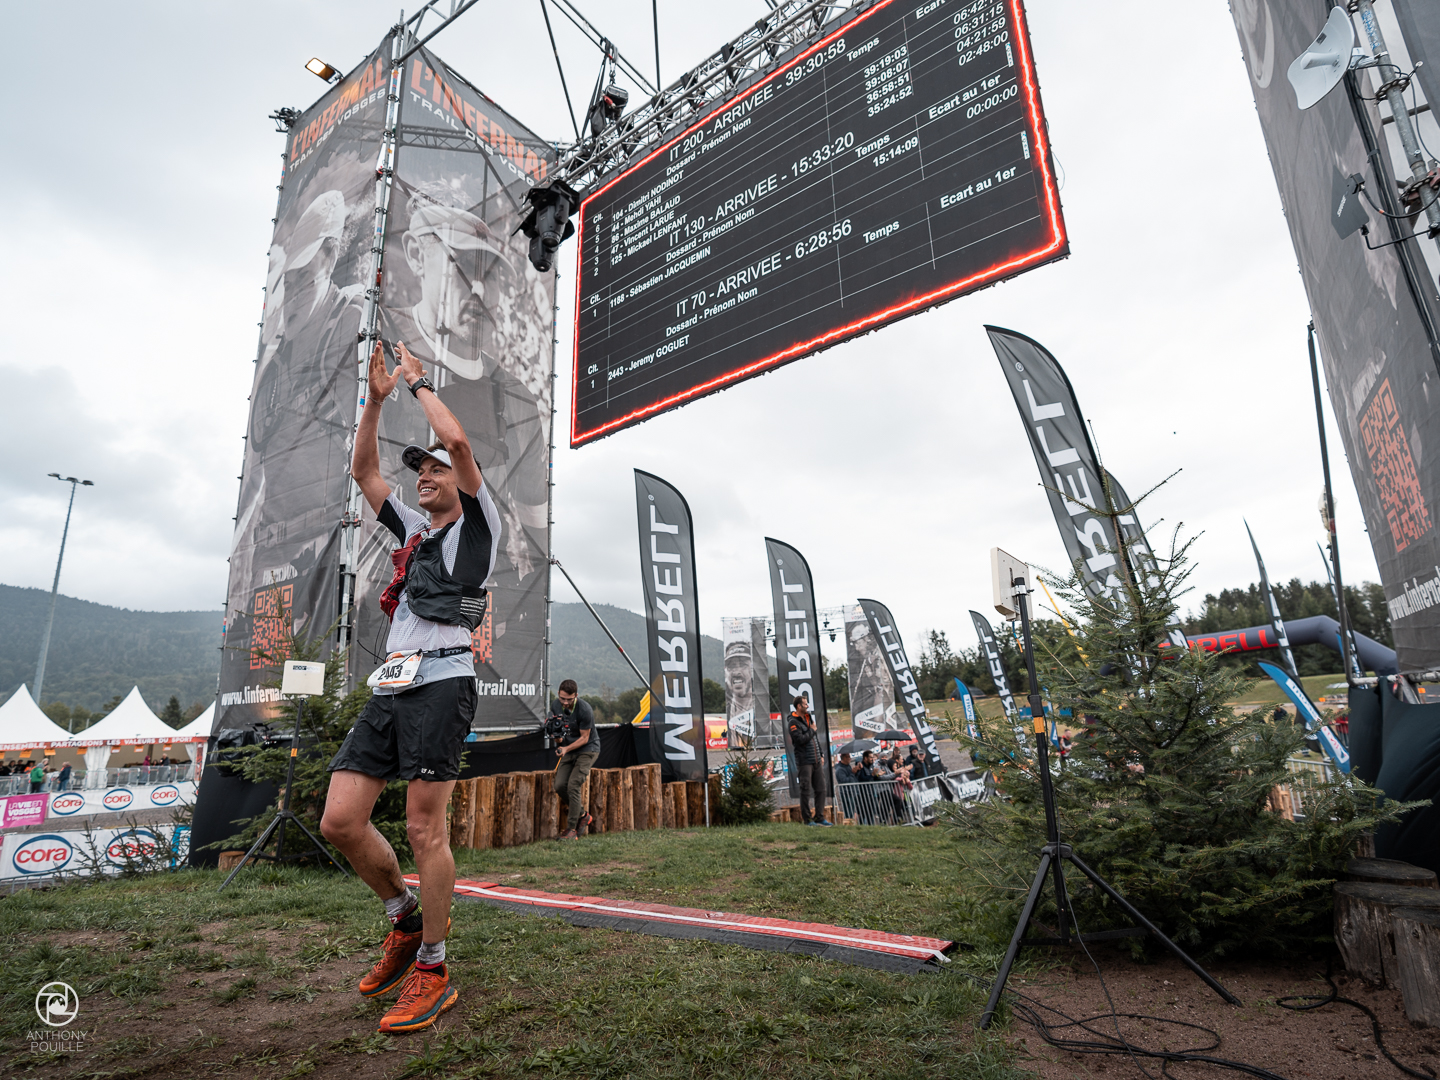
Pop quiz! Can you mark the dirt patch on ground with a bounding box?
[1005,949,1440,1079]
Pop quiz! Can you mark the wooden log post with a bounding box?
[589,768,608,834]
[1345,858,1440,889]
[644,765,663,830]
[619,769,635,831]
[448,778,476,849]
[1334,882,1440,985]
[685,780,704,828]
[708,774,722,824]
[494,774,515,849]
[1392,907,1440,1027]
[604,770,626,832]
[667,781,687,828]
[630,766,650,831]
[576,772,592,833]
[538,770,560,841]
[511,772,535,846]
[660,778,676,829]
[1356,831,1377,859]
[473,776,496,850]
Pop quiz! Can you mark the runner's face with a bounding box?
[416,459,458,514]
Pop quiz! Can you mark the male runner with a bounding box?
[320,340,499,1034]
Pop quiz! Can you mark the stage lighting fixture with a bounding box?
[588,83,630,137]
[306,58,341,83]
[518,180,580,273]
[1287,6,1359,110]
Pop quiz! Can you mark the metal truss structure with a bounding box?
[553,0,870,193]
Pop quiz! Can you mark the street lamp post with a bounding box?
[33,474,93,704]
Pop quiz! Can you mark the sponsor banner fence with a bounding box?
[1,824,191,881]
[37,782,197,822]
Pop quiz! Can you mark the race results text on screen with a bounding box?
[571,0,1066,445]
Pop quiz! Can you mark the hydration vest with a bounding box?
[379,521,489,631]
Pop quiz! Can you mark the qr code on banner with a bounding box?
[470,608,493,665]
[250,583,294,669]
[1359,378,1432,553]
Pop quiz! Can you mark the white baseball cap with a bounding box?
[401,444,453,472]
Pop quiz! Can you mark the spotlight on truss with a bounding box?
[588,84,630,137]
[306,58,342,83]
[518,180,581,273]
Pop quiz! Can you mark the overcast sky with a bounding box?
[0,0,1385,658]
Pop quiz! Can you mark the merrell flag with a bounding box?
[953,680,979,740]
[969,610,1029,756]
[856,600,943,773]
[765,539,832,798]
[722,617,780,749]
[1246,521,1298,677]
[1258,662,1351,775]
[987,327,1131,606]
[635,471,706,781]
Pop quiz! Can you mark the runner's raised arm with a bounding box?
[395,342,482,497]
[352,340,398,513]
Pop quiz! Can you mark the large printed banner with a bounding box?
[856,599,943,773]
[722,617,781,749]
[765,539,832,798]
[1,825,190,881]
[1231,2,1440,671]
[220,37,556,729]
[635,471,707,781]
[843,604,899,735]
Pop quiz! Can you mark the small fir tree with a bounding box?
[945,523,1415,959]
[719,750,775,825]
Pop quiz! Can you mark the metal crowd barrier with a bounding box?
[0,762,196,796]
[836,768,988,826]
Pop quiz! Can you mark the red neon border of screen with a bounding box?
[570,0,1065,447]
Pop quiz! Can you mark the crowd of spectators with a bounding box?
[832,744,931,824]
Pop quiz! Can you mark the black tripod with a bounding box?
[979,577,1239,1028]
[218,697,348,891]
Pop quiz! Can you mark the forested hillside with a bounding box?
[0,586,723,715]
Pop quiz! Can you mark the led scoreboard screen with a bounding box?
[571,0,1065,445]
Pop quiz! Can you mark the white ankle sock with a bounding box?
[416,939,446,966]
[384,888,417,922]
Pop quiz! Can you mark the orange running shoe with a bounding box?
[358,917,450,998]
[378,964,459,1034]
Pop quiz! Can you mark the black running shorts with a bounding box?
[327,676,477,782]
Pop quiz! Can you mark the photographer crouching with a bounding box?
[550,680,599,839]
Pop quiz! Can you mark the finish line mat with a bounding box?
[405,875,954,975]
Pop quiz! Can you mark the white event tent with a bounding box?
[66,687,202,787]
[174,702,215,763]
[0,685,80,750]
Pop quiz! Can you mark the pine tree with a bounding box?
[947,528,1415,959]
[160,695,184,727]
[720,751,775,825]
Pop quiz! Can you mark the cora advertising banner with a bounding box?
[40,781,197,822]
[0,824,191,881]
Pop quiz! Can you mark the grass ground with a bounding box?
[0,825,1026,1080]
